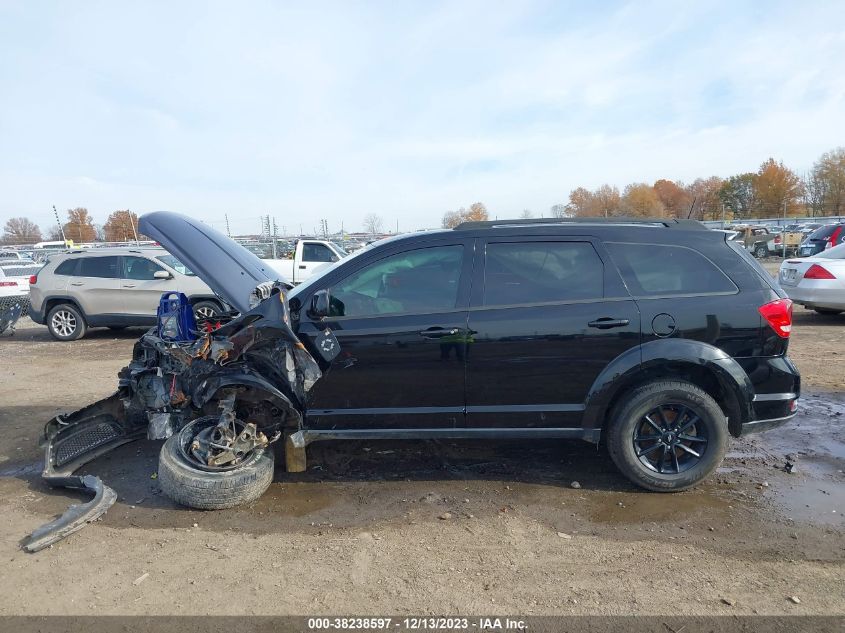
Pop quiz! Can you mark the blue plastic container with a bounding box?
[157,292,197,342]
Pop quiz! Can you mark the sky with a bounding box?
[1,0,844,236]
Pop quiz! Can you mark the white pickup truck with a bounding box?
[263,239,348,284]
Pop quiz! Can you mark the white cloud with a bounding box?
[1,0,844,234]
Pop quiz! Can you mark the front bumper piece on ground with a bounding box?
[22,394,145,553]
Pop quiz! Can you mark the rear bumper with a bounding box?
[783,284,845,310]
[28,303,45,324]
[733,355,800,436]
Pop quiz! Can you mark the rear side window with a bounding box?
[484,242,604,306]
[78,256,120,279]
[54,259,79,276]
[606,243,737,297]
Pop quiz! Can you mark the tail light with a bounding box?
[826,226,842,249]
[774,235,781,245]
[804,264,836,280]
[758,298,793,338]
[29,275,38,285]
[0,281,18,287]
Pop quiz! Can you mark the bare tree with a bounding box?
[550,203,569,218]
[2,217,42,244]
[519,209,533,219]
[363,213,384,235]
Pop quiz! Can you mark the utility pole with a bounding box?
[53,205,66,242]
[782,201,787,259]
[272,218,278,259]
[128,210,139,245]
[225,214,231,237]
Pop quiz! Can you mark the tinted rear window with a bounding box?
[54,259,78,275]
[808,225,837,240]
[79,256,120,278]
[606,242,737,297]
[484,241,604,305]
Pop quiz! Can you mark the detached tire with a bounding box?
[158,432,274,510]
[606,380,727,492]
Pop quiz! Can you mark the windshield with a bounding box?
[157,254,196,276]
[818,243,845,259]
[331,242,348,257]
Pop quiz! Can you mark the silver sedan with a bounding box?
[778,243,845,314]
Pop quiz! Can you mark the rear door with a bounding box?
[70,256,122,317]
[465,237,640,428]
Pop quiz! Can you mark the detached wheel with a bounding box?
[192,300,221,321]
[47,304,87,341]
[606,380,727,492]
[158,418,274,510]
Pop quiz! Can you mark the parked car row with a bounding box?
[718,222,845,258]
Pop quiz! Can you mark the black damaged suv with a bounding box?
[286,217,800,492]
[29,214,801,550]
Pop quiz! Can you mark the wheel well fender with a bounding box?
[44,296,88,324]
[191,372,303,429]
[583,339,754,439]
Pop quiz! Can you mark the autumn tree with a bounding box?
[2,217,42,244]
[621,183,667,217]
[564,187,597,217]
[652,179,690,218]
[718,174,757,220]
[594,184,622,217]
[753,158,803,217]
[464,202,488,222]
[62,207,97,243]
[103,210,141,242]
[441,202,489,228]
[363,213,384,235]
[811,148,845,215]
[686,177,724,220]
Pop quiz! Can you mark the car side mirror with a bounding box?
[309,289,330,318]
[154,270,172,280]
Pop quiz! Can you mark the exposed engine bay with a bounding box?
[23,286,325,552]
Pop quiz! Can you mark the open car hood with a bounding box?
[139,211,283,313]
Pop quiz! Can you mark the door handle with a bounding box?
[298,265,307,269]
[70,282,84,286]
[122,284,136,288]
[588,318,630,329]
[419,327,459,339]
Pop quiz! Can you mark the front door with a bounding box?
[120,255,177,320]
[465,238,641,428]
[297,241,472,430]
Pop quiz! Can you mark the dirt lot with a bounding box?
[0,302,843,616]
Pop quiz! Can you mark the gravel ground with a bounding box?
[0,304,842,616]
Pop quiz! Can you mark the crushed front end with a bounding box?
[24,288,322,552]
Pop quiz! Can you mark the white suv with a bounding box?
[29,247,225,340]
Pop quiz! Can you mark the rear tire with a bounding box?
[754,245,767,258]
[606,380,727,492]
[813,308,842,315]
[47,304,87,341]
[158,429,274,510]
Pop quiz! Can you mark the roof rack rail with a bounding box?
[453,217,707,230]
